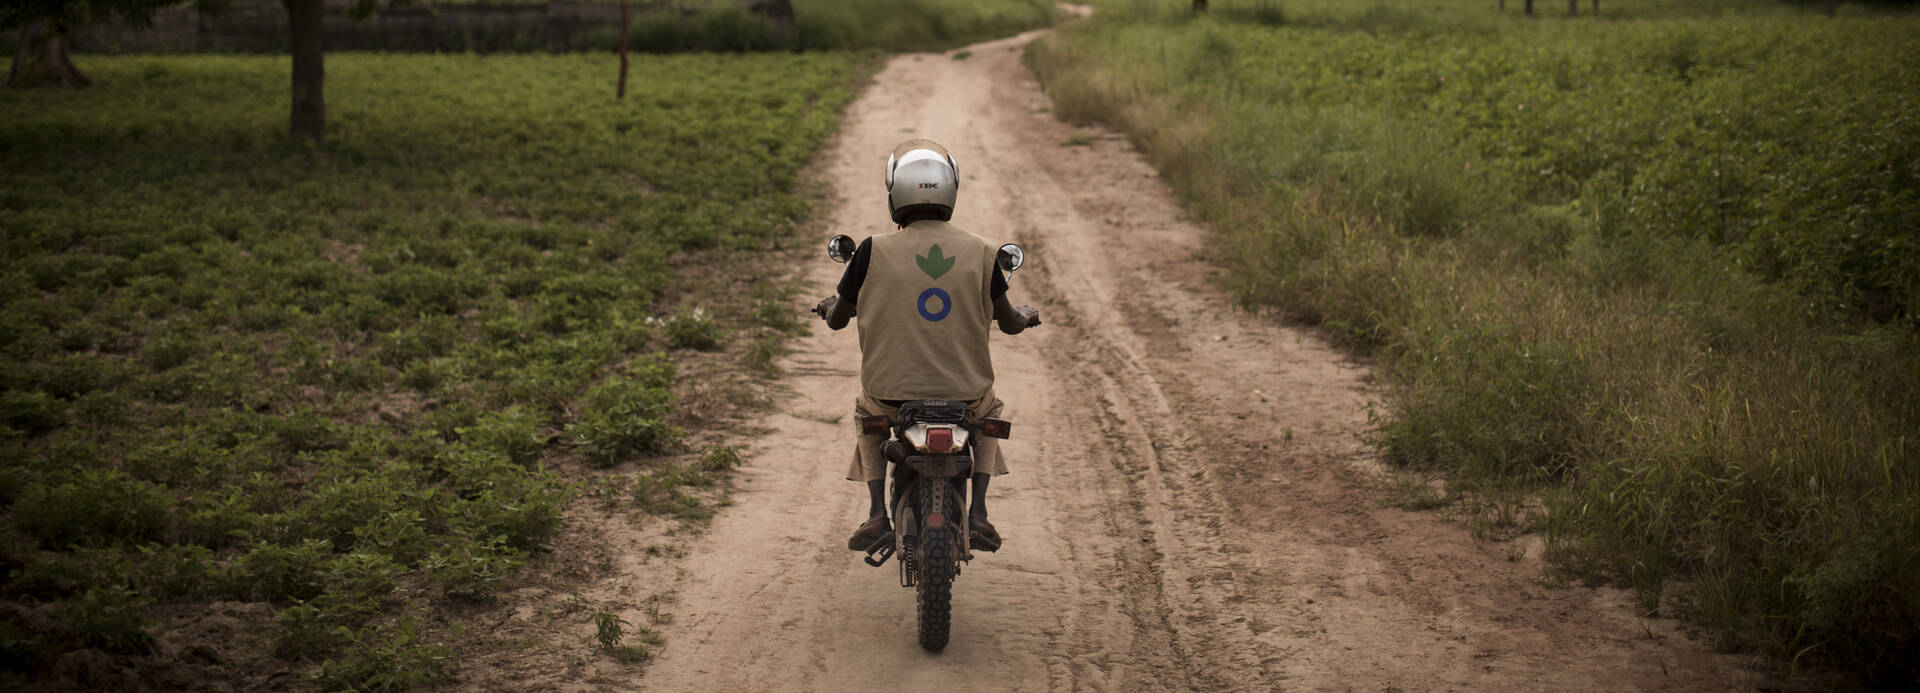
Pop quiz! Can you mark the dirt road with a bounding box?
[621,27,1749,692]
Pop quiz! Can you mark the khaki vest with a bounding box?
[856,221,998,401]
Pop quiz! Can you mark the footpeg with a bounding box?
[863,533,896,567]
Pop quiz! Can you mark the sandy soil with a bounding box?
[490,24,1759,693]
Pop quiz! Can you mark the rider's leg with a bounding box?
[866,479,887,519]
[968,472,1002,550]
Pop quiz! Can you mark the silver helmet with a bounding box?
[886,139,958,225]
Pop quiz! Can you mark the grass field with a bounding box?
[1032,0,1919,683]
[0,51,871,687]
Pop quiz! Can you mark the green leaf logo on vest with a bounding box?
[916,245,955,280]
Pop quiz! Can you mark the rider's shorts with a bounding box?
[846,389,1007,482]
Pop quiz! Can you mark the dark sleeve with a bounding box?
[835,237,873,305]
[990,266,1008,301]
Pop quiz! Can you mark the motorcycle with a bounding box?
[815,234,1031,652]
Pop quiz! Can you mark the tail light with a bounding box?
[902,423,968,453]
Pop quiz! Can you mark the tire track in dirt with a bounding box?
[620,23,1754,693]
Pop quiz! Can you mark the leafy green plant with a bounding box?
[320,551,402,611]
[273,603,348,660]
[0,389,62,438]
[571,377,682,466]
[699,445,745,474]
[13,470,174,548]
[659,307,726,352]
[591,609,659,663]
[133,544,218,600]
[312,620,453,691]
[421,535,524,600]
[456,406,549,465]
[59,587,155,654]
[232,539,334,602]
[743,335,784,375]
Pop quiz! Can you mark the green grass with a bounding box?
[1032,0,1920,684]
[0,52,871,688]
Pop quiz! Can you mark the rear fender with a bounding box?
[904,454,972,479]
[918,476,969,564]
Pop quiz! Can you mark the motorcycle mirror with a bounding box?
[827,235,856,264]
[996,243,1025,274]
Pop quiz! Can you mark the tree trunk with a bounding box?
[284,0,326,143]
[1525,0,1534,16]
[1194,0,1209,11]
[1825,0,1839,16]
[618,0,629,98]
[6,21,92,88]
[1593,0,1599,15]
[746,0,794,41]
[1569,0,1578,15]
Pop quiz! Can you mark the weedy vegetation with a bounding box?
[590,609,655,663]
[0,51,873,688]
[1033,0,1918,684]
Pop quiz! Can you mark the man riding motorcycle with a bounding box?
[814,139,1041,554]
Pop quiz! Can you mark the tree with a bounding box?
[618,0,630,99]
[283,0,325,142]
[2,0,202,87]
[1194,0,1209,11]
[746,0,794,40]
[282,0,395,143]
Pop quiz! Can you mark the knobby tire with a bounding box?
[916,485,955,652]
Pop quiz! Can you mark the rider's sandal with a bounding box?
[969,514,1003,553]
[847,515,891,551]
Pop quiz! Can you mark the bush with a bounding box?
[312,620,452,691]
[659,307,726,352]
[0,389,62,437]
[441,450,570,549]
[321,551,402,611]
[14,470,174,548]
[133,544,217,601]
[455,406,548,466]
[59,587,154,654]
[351,510,432,568]
[570,374,682,466]
[273,603,346,661]
[231,539,333,602]
[421,535,523,600]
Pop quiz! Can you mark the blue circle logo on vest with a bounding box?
[917,287,952,322]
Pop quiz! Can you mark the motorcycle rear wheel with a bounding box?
[915,488,956,651]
